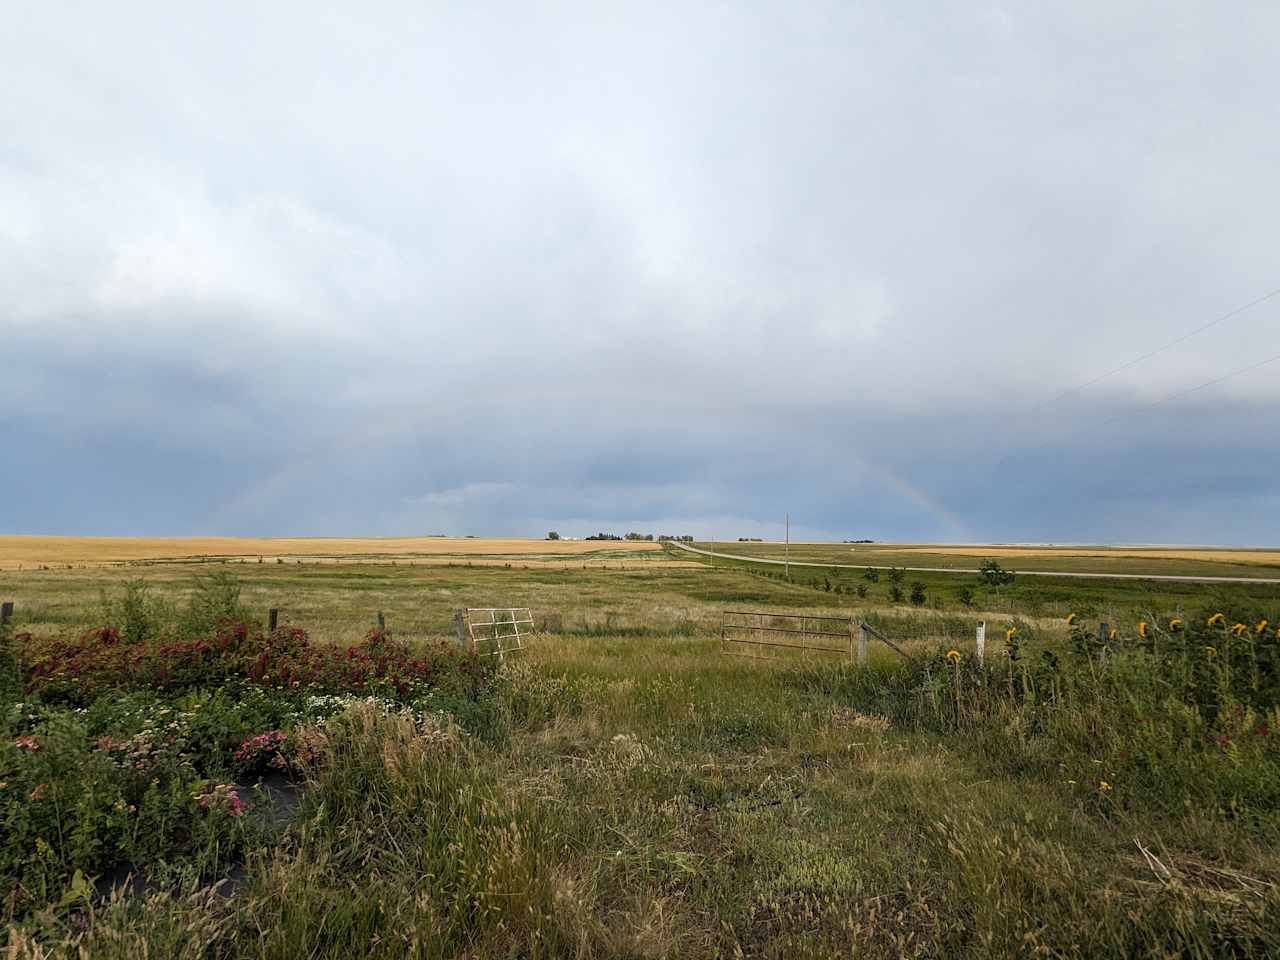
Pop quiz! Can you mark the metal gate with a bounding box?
[721,610,857,661]
[720,611,907,663]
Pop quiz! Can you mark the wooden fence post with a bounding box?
[1099,622,1109,644]
[976,620,986,663]
[1,602,12,626]
[377,612,386,632]
[268,608,278,631]
[857,622,867,665]
[452,609,469,648]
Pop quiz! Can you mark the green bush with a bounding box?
[99,581,172,646]
[978,558,1015,587]
[176,571,248,639]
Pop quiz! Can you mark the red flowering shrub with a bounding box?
[357,626,409,660]
[22,621,493,704]
[232,730,289,775]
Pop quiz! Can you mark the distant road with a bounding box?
[666,541,1280,585]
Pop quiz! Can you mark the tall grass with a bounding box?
[5,579,1280,957]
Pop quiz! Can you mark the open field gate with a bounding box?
[459,607,533,661]
[720,611,907,663]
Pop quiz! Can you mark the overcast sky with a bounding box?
[3,2,1278,544]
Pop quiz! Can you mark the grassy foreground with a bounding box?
[2,562,1279,957]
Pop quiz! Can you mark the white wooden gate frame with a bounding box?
[462,607,533,661]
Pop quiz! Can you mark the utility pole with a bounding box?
[785,513,790,580]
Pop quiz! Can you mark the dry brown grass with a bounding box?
[0,536,662,570]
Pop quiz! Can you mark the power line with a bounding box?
[1028,285,1280,415]
[1097,349,1280,428]
[899,284,1280,523]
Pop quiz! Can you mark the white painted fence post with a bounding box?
[976,620,986,663]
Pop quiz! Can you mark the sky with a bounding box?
[2,2,1278,544]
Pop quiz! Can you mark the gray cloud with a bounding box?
[3,2,1279,543]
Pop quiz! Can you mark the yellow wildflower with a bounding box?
[1231,623,1247,637]
[946,649,961,662]
[1169,618,1183,631]
[1138,621,1148,638]
[1099,781,1112,793]
[1207,613,1225,626]
[1065,613,1078,625]
[1005,628,1017,642]
[1108,628,1117,641]
[1256,619,1269,635]
[1204,646,1217,658]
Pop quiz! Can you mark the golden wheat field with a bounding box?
[0,535,663,570]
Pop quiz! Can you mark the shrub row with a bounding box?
[21,623,494,704]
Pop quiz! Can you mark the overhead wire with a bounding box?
[1096,349,1280,428]
[913,285,1280,518]
[1025,285,1280,416]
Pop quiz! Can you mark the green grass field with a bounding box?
[3,556,1279,957]
[694,541,1280,580]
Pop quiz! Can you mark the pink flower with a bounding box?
[193,783,245,816]
[14,735,40,751]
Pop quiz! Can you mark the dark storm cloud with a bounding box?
[2,2,1278,542]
